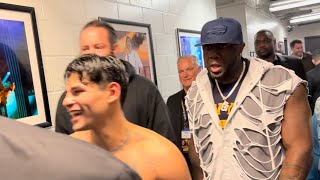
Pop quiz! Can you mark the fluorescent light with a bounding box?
[290,12,320,23]
[270,0,320,12]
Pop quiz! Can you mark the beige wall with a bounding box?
[1,0,217,127]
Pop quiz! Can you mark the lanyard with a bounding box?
[181,100,188,129]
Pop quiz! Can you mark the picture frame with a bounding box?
[176,28,204,68]
[0,3,51,127]
[99,17,157,85]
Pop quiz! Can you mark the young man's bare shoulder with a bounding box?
[130,124,179,155]
[128,124,190,180]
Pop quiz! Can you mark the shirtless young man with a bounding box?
[63,54,191,180]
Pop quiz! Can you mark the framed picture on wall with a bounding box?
[0,3,51,127]
[176,28,204,68]
[98,17,157,85]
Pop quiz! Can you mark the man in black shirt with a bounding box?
[307,49,320,113]
[254,30,306,80]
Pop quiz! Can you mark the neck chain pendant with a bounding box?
[221,99,229,112]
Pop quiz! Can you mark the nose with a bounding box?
[62,93,74,110]
[258,42,266,49]
[182,71,188,78]
[204,49,219,59]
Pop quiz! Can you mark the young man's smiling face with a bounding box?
[63,73,111,131]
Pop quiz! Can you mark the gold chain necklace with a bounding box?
[109,132,130,152]
[214,61,246,112]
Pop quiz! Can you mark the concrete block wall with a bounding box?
[0,0,217,127]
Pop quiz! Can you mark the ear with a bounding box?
[104,82,121,104]
[238,43,245,54]
[197,66,202,73]
[112,44,118,52]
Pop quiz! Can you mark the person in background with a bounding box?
[186,17,312,180]
[254,29,306,80]
[307,49,320,114]
[124,36,144,76]
[0,115,141,180]
[307,97,320,180]
[55,20,178,147]
[290,39,315,72]
[63,54,191,180]
[166,55,201,169]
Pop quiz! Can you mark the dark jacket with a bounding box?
[274,54,307,80]
[55,60,178,146]
[166,89,186,149]
[0,116,141,180]
[307,64,320,114]
[302,53,315,73]
[167,90,191,167]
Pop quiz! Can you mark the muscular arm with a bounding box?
[189,137,203,180]
[280,84,313,180]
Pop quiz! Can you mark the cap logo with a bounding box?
[206,25,227,38]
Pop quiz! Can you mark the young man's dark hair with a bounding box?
[64,54,128,106]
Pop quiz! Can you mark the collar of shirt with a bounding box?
[291,53,303,59]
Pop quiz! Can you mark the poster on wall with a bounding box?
[99,17,157,85]
[0,3,51,127]
[176,28,204,68]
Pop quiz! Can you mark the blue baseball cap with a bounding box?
[196,17,243,46]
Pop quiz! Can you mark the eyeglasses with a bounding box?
[202,44,234,51]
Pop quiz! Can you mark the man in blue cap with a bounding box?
[185,17,312,180]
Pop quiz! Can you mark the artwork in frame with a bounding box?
[176,28,204,68]
[0,3,51,127]
[99,17,157,84]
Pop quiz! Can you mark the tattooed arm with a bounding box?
[280,84,313,179]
